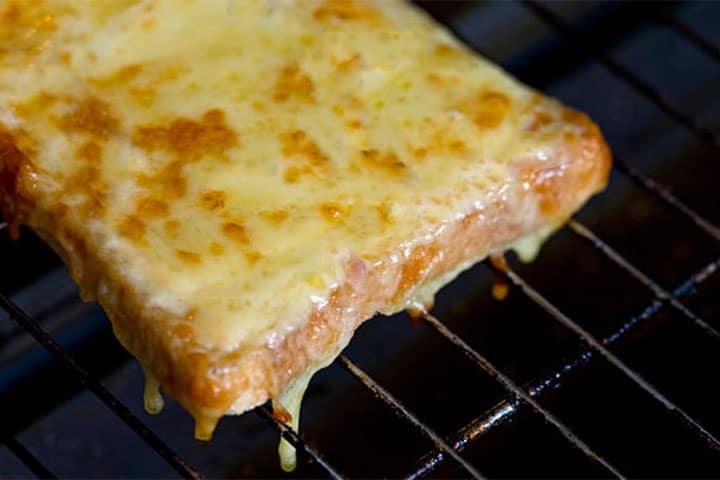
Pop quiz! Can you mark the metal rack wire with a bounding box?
[1,1,719,478]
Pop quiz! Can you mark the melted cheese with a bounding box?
[0,0,605,441]
[0,0,584,353]
[272,353,335,472]
[143,367,164,415]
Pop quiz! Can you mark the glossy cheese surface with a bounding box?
[0,0,585,353]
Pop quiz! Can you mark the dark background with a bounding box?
[1,1,719,478]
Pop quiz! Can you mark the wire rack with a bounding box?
[1,1,719,478]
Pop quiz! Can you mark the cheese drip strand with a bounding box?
[143,368,165,415]
[273,350,340,472]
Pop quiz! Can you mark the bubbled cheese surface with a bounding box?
[0,0,576,352]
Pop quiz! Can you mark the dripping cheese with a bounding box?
[0,0,611,441]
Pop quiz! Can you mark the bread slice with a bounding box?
[0,0,610,440]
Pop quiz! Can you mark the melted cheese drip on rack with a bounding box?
[273,352,340,472]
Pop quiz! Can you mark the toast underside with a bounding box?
[0,0,611,437]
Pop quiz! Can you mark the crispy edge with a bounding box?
[0,128,39,239]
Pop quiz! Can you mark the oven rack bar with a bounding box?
[409,256,719,478]
[2,434,56,479]
[567,219,720,341]
[419,310,624,478]
[521,0,720,152]
[492,262,720,452]
[339,355,485,479]
[657,14,720,65]
[0,290,204,480]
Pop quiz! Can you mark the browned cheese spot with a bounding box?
[0,1,57,59]
[69,166,106,218]
[198,190,226,212]
[260,209,289,225]
[90,64,143,86]
[525,110,553,132]
[60,97,119,139]
[129,86,156,106]
[118,216,147,246]
[433,44,456,57]
[345,118,362,130]
[133,109,238,156]
[164,220,180,237]
[136,160,186,199]
[244,251,262,265]
[221,221,249,244]
[115,64,143,82]
[312,0,383,23]
[64,140,108,218]
[375,202,393,223]
[176,249,203,265]
[209,242,225,256]
[136,197,169,219]
[333,53,362,73]
[12,92,58,119]
[359,149,407,177]
[319,202,348,222]
[464,90,512,131]
[76,141,102,164]
[279,130,329,183]
[410,147,427,160]
[273,63,315,103]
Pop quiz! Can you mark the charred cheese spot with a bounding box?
[463,91,512,131]
[60,97,119,138]
[136,197,169,219]
[273,63,315,103]
[176,249,203,265]
[133,109,238,156]
[221,221,249,244]
[198,190,226,212]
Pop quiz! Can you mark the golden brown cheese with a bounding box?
[0,0,610,441]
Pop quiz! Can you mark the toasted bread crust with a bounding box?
[0,106,610,434]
